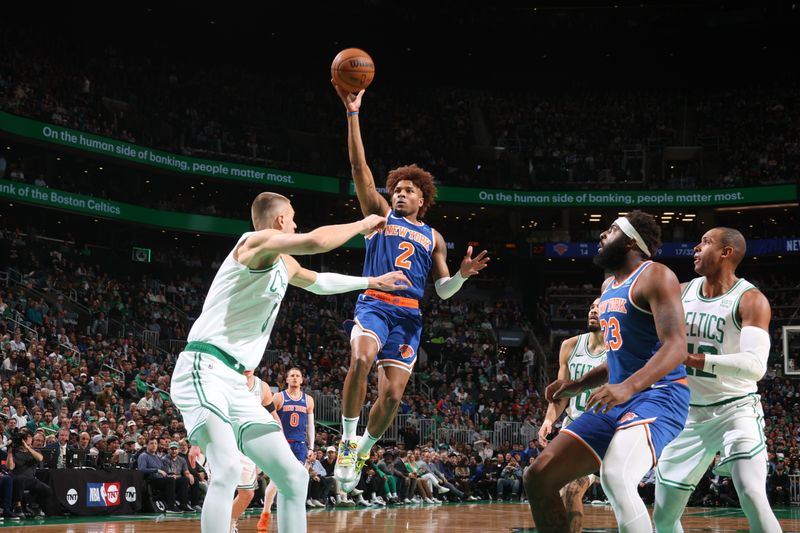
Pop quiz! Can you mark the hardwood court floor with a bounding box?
[1,503,799,532]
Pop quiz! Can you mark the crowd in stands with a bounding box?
[2,29,798,191]
[1,221,799,515]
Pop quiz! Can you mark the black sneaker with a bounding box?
[165,506,183,514]
[3,510,23,520]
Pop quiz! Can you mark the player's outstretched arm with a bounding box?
[540,336,577,445]
[332,80,390,217]
[431,231,489,300]
[685,289,771,380]
[282,255,410,295]
[235,214,386,267]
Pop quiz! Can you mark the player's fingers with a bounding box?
[474,250,489,261]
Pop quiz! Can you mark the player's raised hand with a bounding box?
[359,213,387,235]
[458,246,490,278]
[332,79,365,113]
[370,271,411,292]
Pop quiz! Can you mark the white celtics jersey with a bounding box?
[187,232,288,371]
[564,333,607,426]
[683,276,758,406]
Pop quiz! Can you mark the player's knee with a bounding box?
[349,351,374,375]
[523,461,551,495]
[383,385,404,406]
[283,462,310,497]
[599,465,626,495]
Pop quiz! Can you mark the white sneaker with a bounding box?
[356,495,372,506]
[334,439,359,488]
[306,499,315,508]
[437,486,450,494]
[230,519,238,533]
[411,495,421,503]
[371,495,386,506]
[467,495,479,501]
[423,497,435,504]
[311,499,326,508]
[350,487,364,496]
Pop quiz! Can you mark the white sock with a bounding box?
[241,426,309,533]
[342,416,359,440]
[196,414,242,533]
[355,430,380,457]
[731,458,782,533]
[600,425,655,533]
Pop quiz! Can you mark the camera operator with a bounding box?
[6,429,52,517]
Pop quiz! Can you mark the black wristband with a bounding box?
[265,403,276,413]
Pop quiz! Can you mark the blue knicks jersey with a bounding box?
[362,211,435,301]
[278,390,308,442]
[598,261,686,385]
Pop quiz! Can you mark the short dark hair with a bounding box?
[626,210,662,257]
[715,227,746,267]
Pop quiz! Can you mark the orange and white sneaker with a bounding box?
[256,511,270,531]
[334,439,359,489]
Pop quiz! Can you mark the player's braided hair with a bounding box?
[627,210,662,257]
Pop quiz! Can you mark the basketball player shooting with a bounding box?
[524,210,689,533]
[654,227,780,533]
[330,81,490,492]
[170,192,409,533]
[538,298,607,533]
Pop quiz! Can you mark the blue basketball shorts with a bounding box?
[346,293,423,374]
[561,380,690,467]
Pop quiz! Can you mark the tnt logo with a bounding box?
[66,488,78,506]
[125,487,137,503]
[86,482,121,507]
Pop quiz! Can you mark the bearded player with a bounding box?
[331,81,490,491]
[525,211,689,533]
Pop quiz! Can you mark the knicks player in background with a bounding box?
[654,228,781,533]
[538,298,606,533]
[170,191,409,533]
[257,367,316,532]
[524,210,689,533]
[331,81,490,491]
[231,370,280,533]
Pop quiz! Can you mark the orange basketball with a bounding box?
[331,48,375,93]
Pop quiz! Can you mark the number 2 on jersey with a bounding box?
[600,317,623,351]
[395,242,415,269]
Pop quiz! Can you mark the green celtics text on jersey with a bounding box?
[564,333,607,426]
[683,277,757,406]
[187,232,288,371]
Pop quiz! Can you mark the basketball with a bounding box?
[331,48,375,93]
